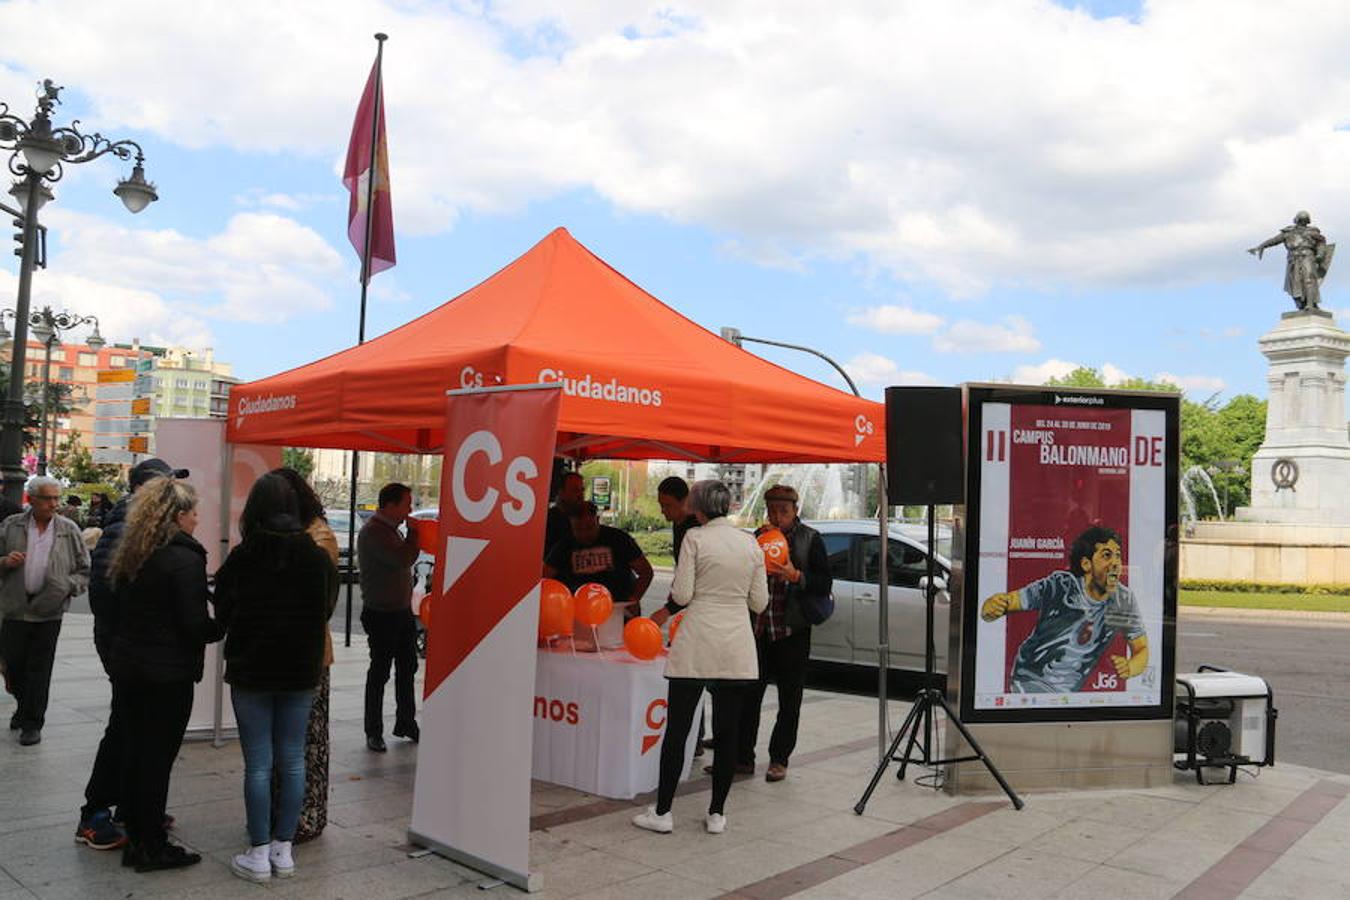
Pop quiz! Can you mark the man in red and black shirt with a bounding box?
[737,484,830,782]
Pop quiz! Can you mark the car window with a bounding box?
[822,532,853,581]
[859,536,929,589]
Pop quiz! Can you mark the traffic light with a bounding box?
[12,217,22,258]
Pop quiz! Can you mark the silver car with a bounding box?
[804,519,952,675]
[325,508,373,583]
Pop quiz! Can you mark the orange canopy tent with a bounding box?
[227,228,885,464]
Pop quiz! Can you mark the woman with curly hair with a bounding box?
[107,475,216,872]
[214,473,336,882]
[268,466,339,843]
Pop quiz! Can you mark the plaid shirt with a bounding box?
[753,521,795,642]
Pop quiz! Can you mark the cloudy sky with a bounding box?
[1,0,1348,401]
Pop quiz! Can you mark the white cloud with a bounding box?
[0,269,214,351]
[933,315,1040,354]
[44,209,346,324]
[1009,358,1082,384]
[4,2,1350,292]
[234,189,338,213]
[1101,362,1131,385]
[846,304,944,335]
[1156,371,1226,394]
[844,351,936,386]
[0,209,346,354]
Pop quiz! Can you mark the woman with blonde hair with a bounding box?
[107,475,217,872]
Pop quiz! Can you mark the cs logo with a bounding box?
[641,699,666,754]
[854,415,874,447]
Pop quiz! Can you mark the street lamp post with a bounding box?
[720,325,894,759]
[0,79,157,504]
[0,307,104,475]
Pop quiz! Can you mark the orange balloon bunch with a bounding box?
[623,617,663,660]
[574,583,614,627]
[538,579,574,639]
[757,528,790,573]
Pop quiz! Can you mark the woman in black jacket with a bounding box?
[214,473,336,883]
[108,475,216,872]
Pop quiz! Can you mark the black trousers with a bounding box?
[737,629,810,767]
[82,676,125,820]
[118,679,193,847]
[0,618,62,730]
[656,678,749,816]
[361,609,418,738]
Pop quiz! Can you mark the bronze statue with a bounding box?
[1248,211,1335,311]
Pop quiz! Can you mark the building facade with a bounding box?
[6,341,239,456]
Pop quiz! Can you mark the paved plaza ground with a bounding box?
[3,612,1349,899]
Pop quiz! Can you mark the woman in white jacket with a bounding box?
[633,480,768,836]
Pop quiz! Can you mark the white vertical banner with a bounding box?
[975,402,1011,699]
[155,418,282,737]
[409,385,560,892]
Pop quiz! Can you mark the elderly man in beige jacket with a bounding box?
[633,480,768,836]
[0,475,91,746]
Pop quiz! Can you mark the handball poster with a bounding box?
[960,387,1178,724]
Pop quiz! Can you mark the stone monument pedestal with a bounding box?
[1236,309,1350,524]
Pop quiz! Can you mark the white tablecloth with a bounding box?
[532,648,699,799]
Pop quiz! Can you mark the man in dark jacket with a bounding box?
[75,458,187,851]
[734,484,831,783]
[359,482,422,752]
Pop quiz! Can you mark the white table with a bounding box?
[531,647,699,799]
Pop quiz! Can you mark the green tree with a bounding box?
[1040,367,1266,519]
[283,447,315,480]
[49,430,120,484]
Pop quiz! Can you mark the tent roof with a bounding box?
[227,228,885,464]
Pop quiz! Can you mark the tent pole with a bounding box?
[877,463,890,760]
[345,451,360,647]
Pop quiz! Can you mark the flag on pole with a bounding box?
[343,52,396,282]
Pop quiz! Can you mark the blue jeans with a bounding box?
[232,688,314,846]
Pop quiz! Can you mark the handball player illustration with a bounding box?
[981,526,1148,693]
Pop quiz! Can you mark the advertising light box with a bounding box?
[959,385,1179,724]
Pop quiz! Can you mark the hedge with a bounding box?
[1180,579,1350,595]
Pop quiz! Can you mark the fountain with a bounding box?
[739,463,859,522]
[1180,465,1224,523]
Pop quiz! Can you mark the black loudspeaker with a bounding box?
[885,386,963,505]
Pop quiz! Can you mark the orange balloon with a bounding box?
[418,595,433,630]
[668,611,685,645]
[539,579,575,638]
[574,582,614,627]
[410,517,439,555]
[623,617,663,660]
[757,528,790,572]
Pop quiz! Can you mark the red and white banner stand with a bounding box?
[409,384,560,892]
[157,418,281,743]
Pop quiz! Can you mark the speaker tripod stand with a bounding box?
[854,505,1024,814]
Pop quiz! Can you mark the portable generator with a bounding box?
[1174,665,1276,785]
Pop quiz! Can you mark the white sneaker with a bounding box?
[632,806,673,834]
[269,839,295,878]
[231,845,272,882]
[705,813,726,834]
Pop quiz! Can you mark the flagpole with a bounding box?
[345,31,387,647]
